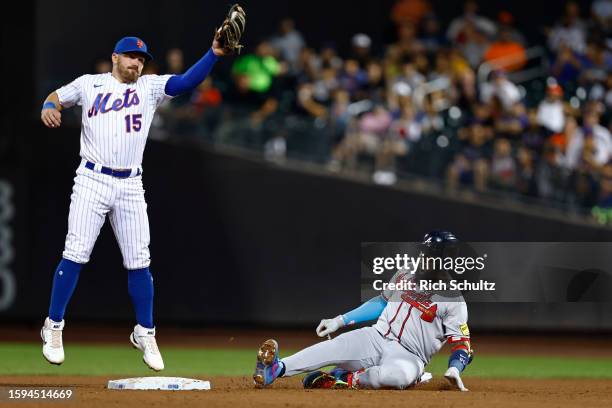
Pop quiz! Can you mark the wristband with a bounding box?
[448,349,470,373]
[43,101,57,110]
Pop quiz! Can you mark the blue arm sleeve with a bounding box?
[341,295,387,325]
[165,48,218,97]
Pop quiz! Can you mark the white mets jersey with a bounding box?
[373,271,470,365]
[56,73,173,169]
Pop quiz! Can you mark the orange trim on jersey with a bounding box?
[451,344,469,352]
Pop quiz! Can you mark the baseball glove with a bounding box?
[215,4,246,55]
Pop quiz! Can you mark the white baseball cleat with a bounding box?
[41,317,65,365]
[416,371,433,385]
[130,324,164,371]
[444,367,469,391]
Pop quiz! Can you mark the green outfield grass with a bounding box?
[1,343,611,379]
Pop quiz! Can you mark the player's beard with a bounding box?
[117,64,140,83]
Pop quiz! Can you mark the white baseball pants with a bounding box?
[62,160,150,270]
[282,326,424,389]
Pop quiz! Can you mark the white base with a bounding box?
[107,377,211,391]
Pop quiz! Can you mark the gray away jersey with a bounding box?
[372,270,470,365]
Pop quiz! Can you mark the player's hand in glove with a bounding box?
[212,4,246,56]
[316,315,345,338]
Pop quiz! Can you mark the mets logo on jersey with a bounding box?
[87,88,140,117]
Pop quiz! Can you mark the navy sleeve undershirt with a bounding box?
[164,48,218,97]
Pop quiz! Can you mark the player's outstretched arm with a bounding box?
[41,92,63,128]
[164,49,219,97]
[316,295,387,338]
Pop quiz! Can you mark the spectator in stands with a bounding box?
[483,27,527,72]
[447,0,497,44]
[537,83,565,134]
[419,93,445,134]
[566,108,612,168]
[551,42,586,87]
[447,120,491,191]
[296,47,320,82]
[458,20,490,68]
[330,89,352,146]
[312,65,340,107]
[448,48,477,104]
[521,109,545,154]
[490,138,516,190]
[194,82,222,117]
[580,40,612,85]
[496,11,526,46]
[554,116,581,170]
[320,44,343,71]
[515,146,536,196]
[297,82,328,119]
[480,70,521,112]
[338,59,368,99]
[495,102,528,140]
[392,22,424,57]
[145,6,612,215]
[351,33,373,67]
[429,50,453,83]
[547,1,587,53]
[358,60,386,103]
[269,18,305,73]
[389,99,422,145]
[591,0,612,32]
[373,101,422,183]
[232,41,282,94]
[391,57,426,95]
[166,48,185,74]
[215,54,280,146]
[333,105,393,170]
[417,14,446,54]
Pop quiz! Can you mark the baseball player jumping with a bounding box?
[39,6,246,370]
[253,231,473,391]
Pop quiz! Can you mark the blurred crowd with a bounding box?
[92,0,612,222]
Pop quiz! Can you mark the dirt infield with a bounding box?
[2,327,611,407]
[0,375,610,408]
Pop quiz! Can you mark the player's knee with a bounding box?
[122,248,150,270]
[124,259,151,270]
[62,248,91,265]
[379,363,419,389]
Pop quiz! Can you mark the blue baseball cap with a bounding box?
[113,36,153,61]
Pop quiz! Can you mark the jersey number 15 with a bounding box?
[125,114,142,133]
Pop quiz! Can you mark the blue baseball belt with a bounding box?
[85,161,141,178]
